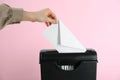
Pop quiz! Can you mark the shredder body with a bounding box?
[39,49,98,80]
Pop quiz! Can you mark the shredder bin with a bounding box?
[39,49,98,80]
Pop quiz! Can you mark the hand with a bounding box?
[22,8,58,26]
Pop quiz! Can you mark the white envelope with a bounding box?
[42,20,86,53]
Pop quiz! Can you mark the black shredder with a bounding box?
[39,49,98,80]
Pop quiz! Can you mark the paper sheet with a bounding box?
[42,20,86,53]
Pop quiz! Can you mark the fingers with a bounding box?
[45,22,51,27]
[45,16,57,27]
[47,17,56,24]
[40,8,58,27]
[47,9,57,24]
[45,22,49,26]
[49,12,57,24]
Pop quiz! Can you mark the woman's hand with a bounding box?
[22,8,57,26]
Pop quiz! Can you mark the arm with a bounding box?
[0,4,57,30]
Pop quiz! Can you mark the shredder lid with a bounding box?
[40,49,97,64]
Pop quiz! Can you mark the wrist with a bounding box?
[22,11,37,22]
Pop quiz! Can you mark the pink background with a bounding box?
[0,0,120,80]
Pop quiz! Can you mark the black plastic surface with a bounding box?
[40,49,98,80]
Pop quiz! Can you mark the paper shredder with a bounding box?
[39,49,98,80]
